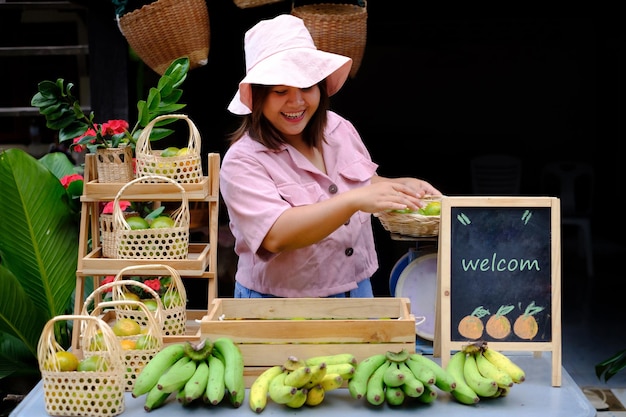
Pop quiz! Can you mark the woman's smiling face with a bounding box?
[262,84,320,141]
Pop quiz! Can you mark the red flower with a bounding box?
[100,276,115,292]
[101,120,129,135]
[101,200,131,214]
[143,279,161,294]
[60,173,84,189]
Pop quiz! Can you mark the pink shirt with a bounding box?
[219,111,379,297]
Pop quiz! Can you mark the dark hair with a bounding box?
[227,80,330,150]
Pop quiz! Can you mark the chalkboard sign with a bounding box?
[435,196,562,387]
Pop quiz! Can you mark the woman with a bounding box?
[220,14,441,298]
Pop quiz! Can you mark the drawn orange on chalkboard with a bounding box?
[457,306,489,339]
[513,301,545,340]
[485,305,515,339]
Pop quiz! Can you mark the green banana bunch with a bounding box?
[348,349,457,406]
[132,338,245,412]
[213,337,246,408]
[248,353,356,413]
[445,342,526,406]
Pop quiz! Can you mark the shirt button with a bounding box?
[345,248,354,256]
[328,184,338,194]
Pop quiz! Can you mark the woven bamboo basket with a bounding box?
[374,195,442,238]
[117,0,210,75]
[233,0,285,8]
[81,280,164,391]
[291,1,367,78]
[100,211,138,258]
[113,175,190,259]
[95,146,134,183]
[112,265,188,336]
[135,114,203,183]
[37,315,125,417]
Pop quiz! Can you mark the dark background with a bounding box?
[2,2,623,300]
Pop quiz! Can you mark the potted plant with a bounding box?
[30,57,190,182]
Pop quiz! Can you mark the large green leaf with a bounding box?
[0,149,78,356]
[0,265,47,358]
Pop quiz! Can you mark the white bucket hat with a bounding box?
[227,14,353,115]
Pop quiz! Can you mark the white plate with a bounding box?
[394,253,438,341]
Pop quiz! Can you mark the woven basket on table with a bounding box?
[374,195,442,238]
[117,0,210,75]
[135,114,203,183]
[113,175,190,259]
[81,280,164,392]
[233,0,285,8]
[112,265,188,336]
[37,315,125,417]
[291,1,367,78]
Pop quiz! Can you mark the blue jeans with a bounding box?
[234,279,374,298]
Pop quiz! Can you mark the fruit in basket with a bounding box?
[418,201,441,216]
[48,351,79,372]
[126,216,150,230]
[150,216,175,229]
[161,147,180,157]
[120,339,137,350]
[77,355,109,372]
[141,298,159,312]
[177,147,189,156]
[136,334,159,350]
[121,291,141,306]
[112,318,142,336]
[162,290,183,308]
[88,332,106,351]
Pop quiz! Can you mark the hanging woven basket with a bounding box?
[118,0,210,75]
[291,1,368,78]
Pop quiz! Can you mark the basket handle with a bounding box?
[112,175,188,228]
[135,114,201,156]
[37,315,122,370]
[113,264,187,306]
[82,279,165,323]
[89,299,164,343]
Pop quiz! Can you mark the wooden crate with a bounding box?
[200,297,416,387]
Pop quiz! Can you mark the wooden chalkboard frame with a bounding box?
[435,196,562,387]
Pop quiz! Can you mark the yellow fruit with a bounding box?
[77,355,109,372]
[121,292,141,309]
[176,147,189,156]
[150,216,175,229]
[419,201,441,216]
[88,332,106,351]
[161,146,180,157]
[120,339,137,350]
[112,318,141,336]
[50,351,79,372]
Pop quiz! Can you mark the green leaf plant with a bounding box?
[0,149,81,382]
[30,56,190,153]
[596,349,626,383]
